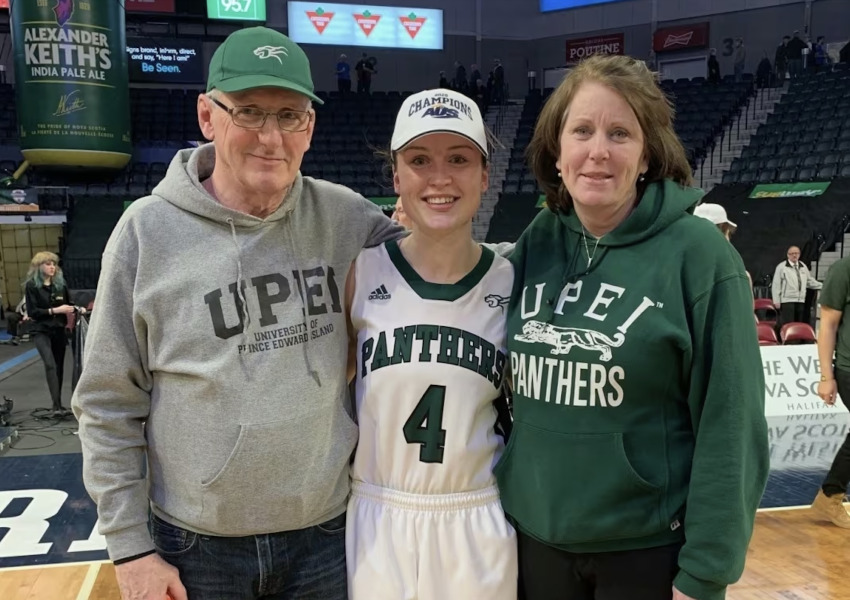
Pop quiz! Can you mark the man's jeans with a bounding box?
[151,512,347,599]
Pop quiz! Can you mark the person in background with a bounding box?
[707,48,721,84]
[733,38,747,82]
[498,54,768,600]
[2,297,27,343]
[813,254,850,528]
[694,202,753,291]
[454,60,468,92]
[772,246,822,326]
[787,31,806,79]
[390,197,412,230]
[336,54,351,95]
[356,53,375,94]
[493,59,505,104]
[756,52,773,88]
[473,78,487,113]
[25,251,84,417]
[814,36,829,72]
[469,63,481,91]
[775,35,790,82]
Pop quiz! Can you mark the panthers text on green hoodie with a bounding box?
[496,180,769,600]
[72,144,404,562]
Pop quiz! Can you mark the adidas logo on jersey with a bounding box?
[368,284,391,300]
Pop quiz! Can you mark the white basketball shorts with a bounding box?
[346,480,517,600]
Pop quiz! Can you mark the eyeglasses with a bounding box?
[209,96,312,132]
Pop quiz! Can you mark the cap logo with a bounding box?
[422,104,460,119]
[407,94,472,120]
[253,45,289,64]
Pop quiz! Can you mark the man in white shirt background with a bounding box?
[772,246,822,326]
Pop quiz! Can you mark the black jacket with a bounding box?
[708,56,720,81]
[775,43,788,66]
[25,280,73,333]
[786,37,806,60]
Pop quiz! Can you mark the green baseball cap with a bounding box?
[206,27,323,104]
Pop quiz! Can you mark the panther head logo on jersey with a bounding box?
[253,46,289,64]
[484,294,509,310]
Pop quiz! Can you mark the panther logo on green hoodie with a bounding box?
[514,320,625,362]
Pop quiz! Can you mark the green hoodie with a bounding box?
[496,180,769,600]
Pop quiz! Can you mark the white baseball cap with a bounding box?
[694,203,737,229]
[391,89,488,158]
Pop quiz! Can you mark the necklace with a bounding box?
[581,226,602,268]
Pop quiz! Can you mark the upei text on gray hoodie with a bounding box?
[72,144,404,562]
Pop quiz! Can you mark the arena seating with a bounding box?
[132,88,204,145]
[61,195,128,289]
[500,76,754,196]
[303,91,411,197]
[722,69,850,184]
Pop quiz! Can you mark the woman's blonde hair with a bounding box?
[25,251,65,289]
[527,54,693,213]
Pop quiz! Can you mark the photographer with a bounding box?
[24,252,85,417]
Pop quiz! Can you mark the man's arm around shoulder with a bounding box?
[355,194,406,247]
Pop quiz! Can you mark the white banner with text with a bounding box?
[761,345,845,417]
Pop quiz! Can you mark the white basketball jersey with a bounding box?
[350,240,514,495]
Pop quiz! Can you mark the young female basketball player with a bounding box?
[344,88,517,600]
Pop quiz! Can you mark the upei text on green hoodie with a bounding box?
[72,144,404,563]
[495,180,769,600]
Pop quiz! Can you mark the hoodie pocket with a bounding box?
[199,409,358,533]
[495,422,665,545]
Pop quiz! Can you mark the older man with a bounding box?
[73,27,403,600]
[772,246,822,326]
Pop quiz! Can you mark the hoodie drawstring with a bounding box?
[286,219,322,387]
[542,229,610,325]
[227,218,251,330]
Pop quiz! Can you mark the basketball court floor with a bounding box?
[0,339,847,599]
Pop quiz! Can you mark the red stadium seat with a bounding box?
[754,298,778,327]
[757,323,779,346]
[780,322,816,345]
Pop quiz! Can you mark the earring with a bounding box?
[638,174,646,182]
[557,171,561,178]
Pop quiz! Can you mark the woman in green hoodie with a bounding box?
[495,55,769,600]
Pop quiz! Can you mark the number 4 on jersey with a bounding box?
[403,385,447,463]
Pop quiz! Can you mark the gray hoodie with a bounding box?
[72,144,404,562]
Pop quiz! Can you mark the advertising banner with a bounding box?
[126,38,204,84]
[207,0,267,21]
[541,0,629,12]
[125,0,175,13]
[653,22,710,53]
[11,0,131,168]
[288,2,443,50]
[566,33,624,63]
[761,345,845,418]
[749,182,831,199]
